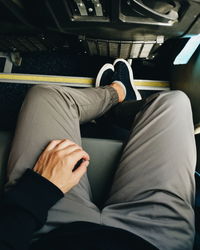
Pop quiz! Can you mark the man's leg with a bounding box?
[6,84,118,233]
[102,91,196,250]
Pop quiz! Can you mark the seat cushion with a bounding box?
[0,131,12,193]
[82,138,123,206]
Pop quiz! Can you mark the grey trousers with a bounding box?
[6,85,196,250]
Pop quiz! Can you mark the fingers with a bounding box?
[45,139,90,170]
[46,139,81,152]
[56,140,89,162]
[66,149,90,170]
[55,139,80,150]
[60,144,82,156]
[45,140,61,151]
[73,160,89,181]
[35,138,90,193]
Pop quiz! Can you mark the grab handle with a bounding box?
[130,0,178,22]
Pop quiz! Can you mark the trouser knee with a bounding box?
[26,85,57,101]
[24,85,73,110]
[154,90,192,117]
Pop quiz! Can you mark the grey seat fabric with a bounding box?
[0,131,123,205]
[0,131,12,194]
[82,138,123,206]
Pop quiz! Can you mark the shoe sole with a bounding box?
[96,63,114,87]
[113,58,142,100]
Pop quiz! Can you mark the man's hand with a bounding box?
[33,139,90,193]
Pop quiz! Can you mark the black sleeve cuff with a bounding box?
[3,169,64,228]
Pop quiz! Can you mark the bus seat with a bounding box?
[0,131,123,207]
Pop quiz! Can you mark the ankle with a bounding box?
[110,82,126,102]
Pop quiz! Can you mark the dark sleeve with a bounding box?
[0,169,64,250]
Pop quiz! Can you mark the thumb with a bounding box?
[73,160,89,181]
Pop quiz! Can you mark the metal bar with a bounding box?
[87,40,98,56]
[97,41,108,56]
[136,86,170,91]
[120,43,131,58]
[135,79,170,88]
[130,43,142,58]
[139,43,154,58]
[109,42,118,58]
[127,58,133,65]
[0,73,93,87]
[0,73,170,91]
[0,53,13,73]
[195,124,200,135]
[3,57,13,73]
[74,0,88,16]
[91,0,103,16]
